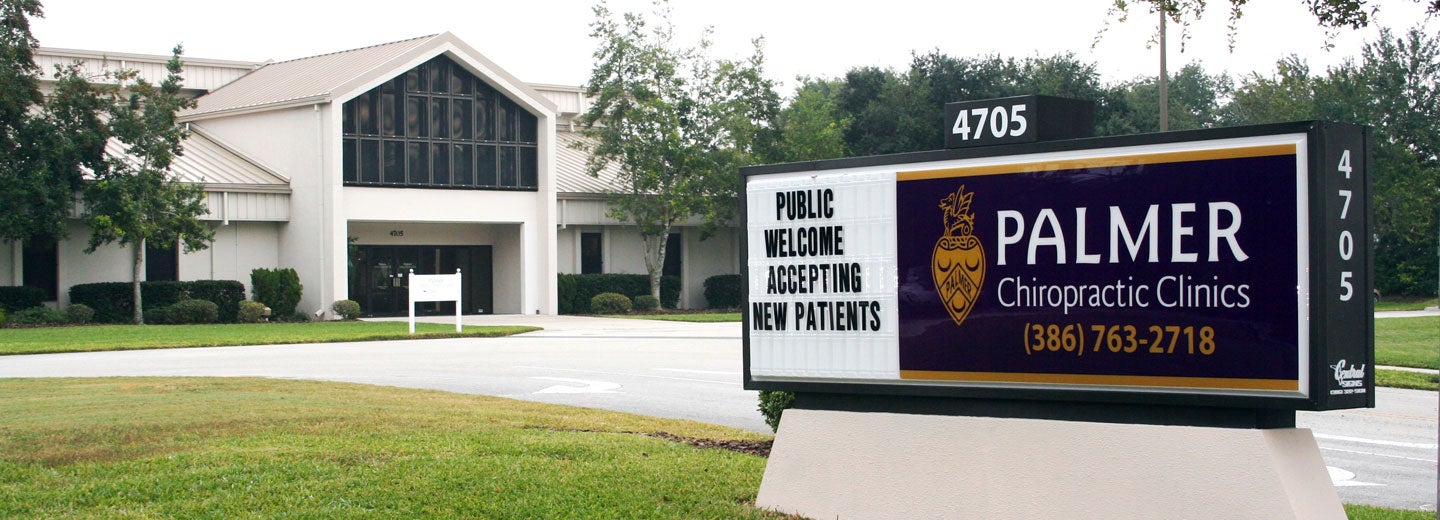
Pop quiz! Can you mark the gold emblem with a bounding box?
[933,186,985,328]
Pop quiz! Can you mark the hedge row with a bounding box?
[0,286,46,313]
[702,274,742,309]
[69,280,246,323]
[558,274,679,314]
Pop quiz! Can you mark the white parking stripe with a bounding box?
[1313,433,1438,450]
[511,365,742,385]
[1321,447,1437,464]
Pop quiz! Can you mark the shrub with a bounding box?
[237,300,267,323]
[143,306,170,325]
[251,268,303,317]
[65,303,95,325]
[0,308,5,327]
[69,282,131,323]
[10,306,67,326]
[186,280,246,323]
[557,274,680,314]
[556,274,579,313]
[286,311,311,323]
[331,299,361,319]
[143,281,187,310]
[166,299,219,324]
[758,390,796,433]
[703,274,742,309]
[633,294,659,312]
[0,286,46,313]
[590,292,632,314]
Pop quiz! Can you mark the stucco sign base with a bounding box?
[756,409,1343,520]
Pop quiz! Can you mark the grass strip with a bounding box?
[1374,297,1437,312]
[603,312,742,322]
[0,377,782,519]
[1374,316,1439,370]
[1374,369,1439,391]
[1344,504,1438,519]
[0,322,538,356]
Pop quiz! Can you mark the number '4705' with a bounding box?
[1336,149,1356,302]
[953,104,1028,141]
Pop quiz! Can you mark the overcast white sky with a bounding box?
[30,0,1435,94]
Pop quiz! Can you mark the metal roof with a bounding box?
[183,35,434,118]
[183,32,557,120]
[556,131,625,196]
[101,127,289,192]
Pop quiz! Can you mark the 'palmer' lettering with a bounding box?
[996,202,1248,265]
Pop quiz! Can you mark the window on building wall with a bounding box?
[341,56,539,190]
[21,238,58,301]
[663,233,681,277]
[145,241,179,282]
[581,232,602,274]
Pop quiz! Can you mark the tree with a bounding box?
[1226,26,1440,296]
[1333,27,1440,296]
[835,52,1113,156]
[1219,56,1318,125]
[1104,0,1438,48]
[763,78,850,163]
[1101,63,1232,134]
[0,0,107,245]
[83,46,212,323]
[578,0,777,302]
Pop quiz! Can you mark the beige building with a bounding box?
[0,34,739,316]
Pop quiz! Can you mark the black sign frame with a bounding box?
[741,121,1373,412]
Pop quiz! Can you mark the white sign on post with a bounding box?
[408,269,462,334]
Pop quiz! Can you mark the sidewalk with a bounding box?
[1374,307,1439,319]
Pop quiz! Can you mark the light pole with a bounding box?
[1158,7,1169,132]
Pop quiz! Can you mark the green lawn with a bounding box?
[1375,316,1439,370]
[1374,369,1439,391]
[605,312,742,322]
[1344,504,1438,519]
[0,322,538,356]
[0,377,1425,519]
[0,378,781,519]
[1375,297,1438,312]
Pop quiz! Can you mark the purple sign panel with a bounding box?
[895,145,1304,393]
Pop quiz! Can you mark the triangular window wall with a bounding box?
[341,55,538,190]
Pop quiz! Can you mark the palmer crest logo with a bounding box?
[933,186,985,328]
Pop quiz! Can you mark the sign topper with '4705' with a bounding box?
[944,95,1095,149]
[742,120,1372,411]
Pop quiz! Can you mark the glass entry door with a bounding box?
[350,245,492,316]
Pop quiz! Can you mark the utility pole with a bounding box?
[1159,7,1169,132]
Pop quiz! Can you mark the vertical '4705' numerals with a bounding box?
[1336,149,1356,301]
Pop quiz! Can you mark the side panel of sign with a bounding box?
[747,170,900,380]
[1314,123,1375,408]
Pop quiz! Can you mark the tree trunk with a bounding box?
[644,226,671,305]
[132,239,144,324]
